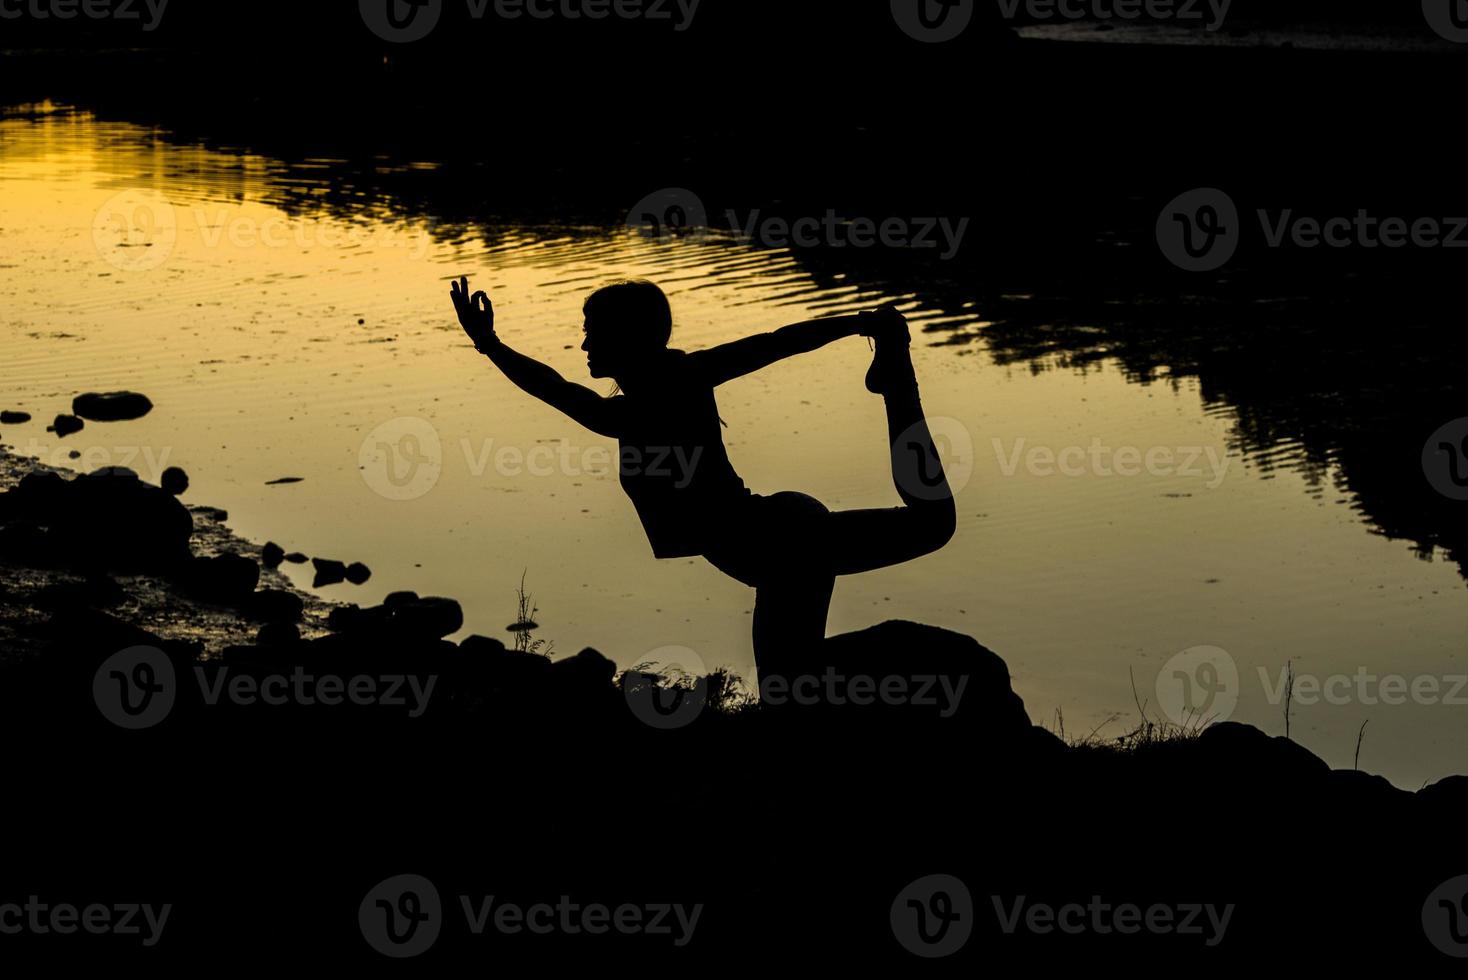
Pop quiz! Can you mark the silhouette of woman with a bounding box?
[451,276,956,682]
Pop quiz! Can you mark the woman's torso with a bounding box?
[614,349,752,558]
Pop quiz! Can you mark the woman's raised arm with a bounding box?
[451,277,623,439]
[691,307,902,387]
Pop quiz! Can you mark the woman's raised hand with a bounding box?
[450,275,497,351]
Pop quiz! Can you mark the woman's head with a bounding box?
[581,279,671,379]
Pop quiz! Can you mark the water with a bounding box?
[1,105,1463,787]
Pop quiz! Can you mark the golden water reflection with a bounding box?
[1,106,1463,788]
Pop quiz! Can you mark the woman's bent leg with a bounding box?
[826,380,957,576]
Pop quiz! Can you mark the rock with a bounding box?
[459,635,553,688]
[785,620,1034,740]
[161,467,189,495]
[386,596,463,639]
[1419,774,1468,810]
[326,604,360,632]
[72,391,153,422]
[312,558,346,587]
[0,411,30,424]
[1024,724,1071,761]
[459,634,508,656]
[327,603,387,633]
[321,593,459,640]
[35,574,127,611]
[260,542,285,568]
[283,552,308,564]
[180,553,260,603]
[67,450,80,459]
[91,466,139,480]
[266,477,303,485]
[54,468,194,569]
[42,607,177,658]
[242,588,304,624]
[1323,769,1414,809]
[1,471,68,524]
[551,647,618,688]
[256,622,300,646]
[323,594,459,639]
[0,523,54,566]
[344,561,372,585]
[1193,722,1331,785]
[48,414,83,437]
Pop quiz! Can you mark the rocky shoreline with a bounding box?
[1,442,1465,968]
[0,446,338,664]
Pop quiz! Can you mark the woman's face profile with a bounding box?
[581,317,620,379]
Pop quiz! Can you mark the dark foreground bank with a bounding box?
[0,447,1464,970]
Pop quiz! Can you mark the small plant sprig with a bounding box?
[506,569,552,656]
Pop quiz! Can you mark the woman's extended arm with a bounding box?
[692,307,902,387]
[451,277,622,438]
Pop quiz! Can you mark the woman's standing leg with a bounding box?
[750,570,836,687]
[708,492,840,687]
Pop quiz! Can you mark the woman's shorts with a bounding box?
[702,491,832,588]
